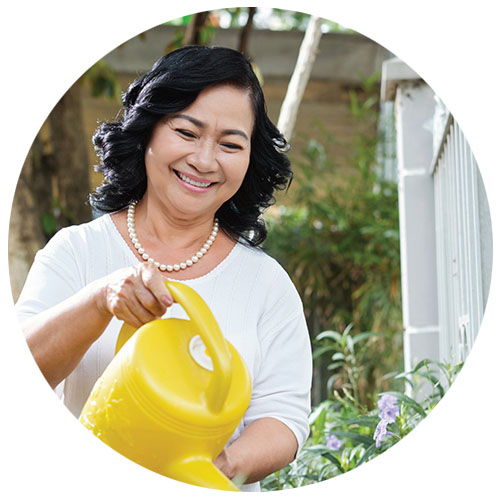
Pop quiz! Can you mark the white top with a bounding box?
[15,214,312,492]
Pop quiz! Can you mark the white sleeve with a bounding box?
[14,228,86,399]
[14,227,83,324]
[243,268,312,452]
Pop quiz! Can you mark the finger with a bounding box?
[113,305,143,328]
[129,295,159,325]
[140,263,174,307]
[114,296,158,327]
[134,286,166,318]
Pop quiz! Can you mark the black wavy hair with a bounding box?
[90,45,292,246]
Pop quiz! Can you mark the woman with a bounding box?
[15,45,312,492]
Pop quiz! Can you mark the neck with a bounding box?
[127,199,219,273]
[133,196,216,249]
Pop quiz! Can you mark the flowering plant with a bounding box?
[373,394,399,447]
[261,357,463,490]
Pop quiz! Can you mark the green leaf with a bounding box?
[346,335,354,353]
[327,361,344,371]
[308,401,333,425]
[302,473,321,481]
[318,463,336,481]
[338,415,379,428]
[362,96,378,111]
[343,323,355,337]
[41,213,57,236]
[331,352,345,361]
[314,407,327,438]
[349,89,361,117]
[417,372,445,398]
[326,374,339,393]
[411,358,434,372]
[333,430,374,446]
[320,452,344,472]
[450,362,464,378]
[312,345,336,359]
[352,331,386,344]
[316,330,342,343]
[356,443,377,467]
[383,391,427,418]
[392,372,416,389]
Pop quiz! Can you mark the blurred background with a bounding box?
[8,7,492,489]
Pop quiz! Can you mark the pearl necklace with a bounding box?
[127,201,219,272]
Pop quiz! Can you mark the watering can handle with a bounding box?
[115,281,233,413]
[164,281,232,414]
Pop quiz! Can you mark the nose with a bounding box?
[187,139,218,173]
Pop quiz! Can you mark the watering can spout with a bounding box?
[166,457,241,491]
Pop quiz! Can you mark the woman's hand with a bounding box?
[97,262,174,328]
[23,262,174,388]
[214,418,298,485]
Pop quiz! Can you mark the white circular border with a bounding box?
[1,1,498,498]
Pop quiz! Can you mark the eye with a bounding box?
[176,129,196,139]
[221,142,243,151]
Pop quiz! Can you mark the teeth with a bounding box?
[178,172,212,188]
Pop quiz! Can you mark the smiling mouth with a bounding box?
[174,170,215,188]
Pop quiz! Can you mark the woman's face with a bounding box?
[144,84,254,220]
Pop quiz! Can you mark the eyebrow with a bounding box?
[171,113,249,141]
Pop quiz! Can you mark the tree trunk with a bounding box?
[238,7,256,56]
[48,79,91,226]
[277,16,323,141]
[9,141,50,301]
[10,78,92,299]
[183,12,210,45]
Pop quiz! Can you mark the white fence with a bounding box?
[381,58,492,371]
[432,112,491,364]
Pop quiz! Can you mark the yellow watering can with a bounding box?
[79,281,252,491]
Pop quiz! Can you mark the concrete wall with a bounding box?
[102,24,389,81]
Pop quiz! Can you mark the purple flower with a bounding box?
[373,394,399,448]
[373,419,392,447]
[377,394,398,412]
[377,394,399,423]
[325,434,342,450]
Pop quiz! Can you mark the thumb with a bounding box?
[141,264,174,307]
